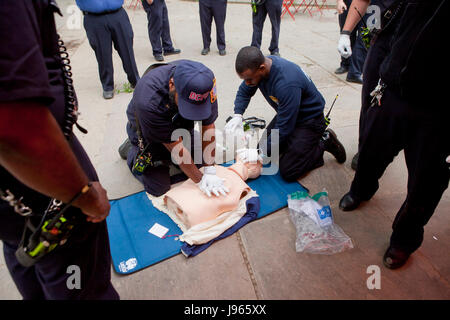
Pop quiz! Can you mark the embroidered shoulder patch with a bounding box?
[269,95,279,104]
[210,78,217,103]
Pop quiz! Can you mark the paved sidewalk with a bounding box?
[0,0,448,300]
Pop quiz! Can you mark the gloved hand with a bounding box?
[237,148,263,163]
[224,114,243,136]
[338,34,352,59]
[197,166,230,197]
[336,0,347,14]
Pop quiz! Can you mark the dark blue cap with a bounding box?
[173,60,216,121]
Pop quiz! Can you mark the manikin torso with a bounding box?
[164,159,262,229]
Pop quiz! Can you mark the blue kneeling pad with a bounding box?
[107,165,307,274]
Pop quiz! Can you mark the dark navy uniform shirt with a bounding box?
[126,64,218,159]
[378,0,447,107]
[0,0,97,214]
[234,55,325,148]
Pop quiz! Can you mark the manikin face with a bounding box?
[238,65,266,87]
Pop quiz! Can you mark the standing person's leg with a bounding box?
[109,8,140,87]
[266,0,282,55]
[1,205,47,300]
[199,0,213,52]
[1,206,119,299]
[352,32,393,169]
[346,24,367,83]
[160,0,175,53]
[336,1,351,73]
[212,0,227,52]
[2,240,46,299]
[385,95,449,267]
[142,0,164,56]
[341,88,407,209]
[251,1,268,49]
[83,14,114,93]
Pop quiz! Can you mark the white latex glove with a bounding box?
[224,114,243,136]
[338,34,352,59]
[237,148,262,163]
[197,166,230,197]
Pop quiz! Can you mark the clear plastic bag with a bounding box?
[288,190,353,255]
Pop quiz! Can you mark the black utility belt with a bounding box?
[132,147,170,175]
[83,7,122,16]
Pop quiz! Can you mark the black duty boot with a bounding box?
[346,74,363,84]
[323,128,346,163]
[383,246,411,269]
[339,192,362,211]
[154,54,164,62]
[334,66,348,74]
[163,48,181,56]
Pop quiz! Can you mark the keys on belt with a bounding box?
[370,79,387,107]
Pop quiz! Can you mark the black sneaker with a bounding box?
[383,246,411,269]
[154,54,164,62]
[323,128,346,163]
[201,48,210,55]
[219,49,226,56]
[335,66,349,74]
[103,90,114,99]
[163,48,181,56]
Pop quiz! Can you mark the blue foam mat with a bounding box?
[107,167,307,274]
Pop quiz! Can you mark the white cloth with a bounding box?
[148,189,258,245]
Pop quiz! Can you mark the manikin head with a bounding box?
[229,154,263,181]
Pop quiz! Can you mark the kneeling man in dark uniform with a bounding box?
[225,46,346,181]
[122,60,228,198]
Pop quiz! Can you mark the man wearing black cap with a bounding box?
[123,60,229,197]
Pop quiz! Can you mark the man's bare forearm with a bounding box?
[0,101,91,204]
[343,0,370,32]
[202,123,216,166]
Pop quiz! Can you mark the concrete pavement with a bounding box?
[0,0,448,300]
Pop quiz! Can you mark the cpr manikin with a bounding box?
[164,156,261,228]
[148,155,262,245]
